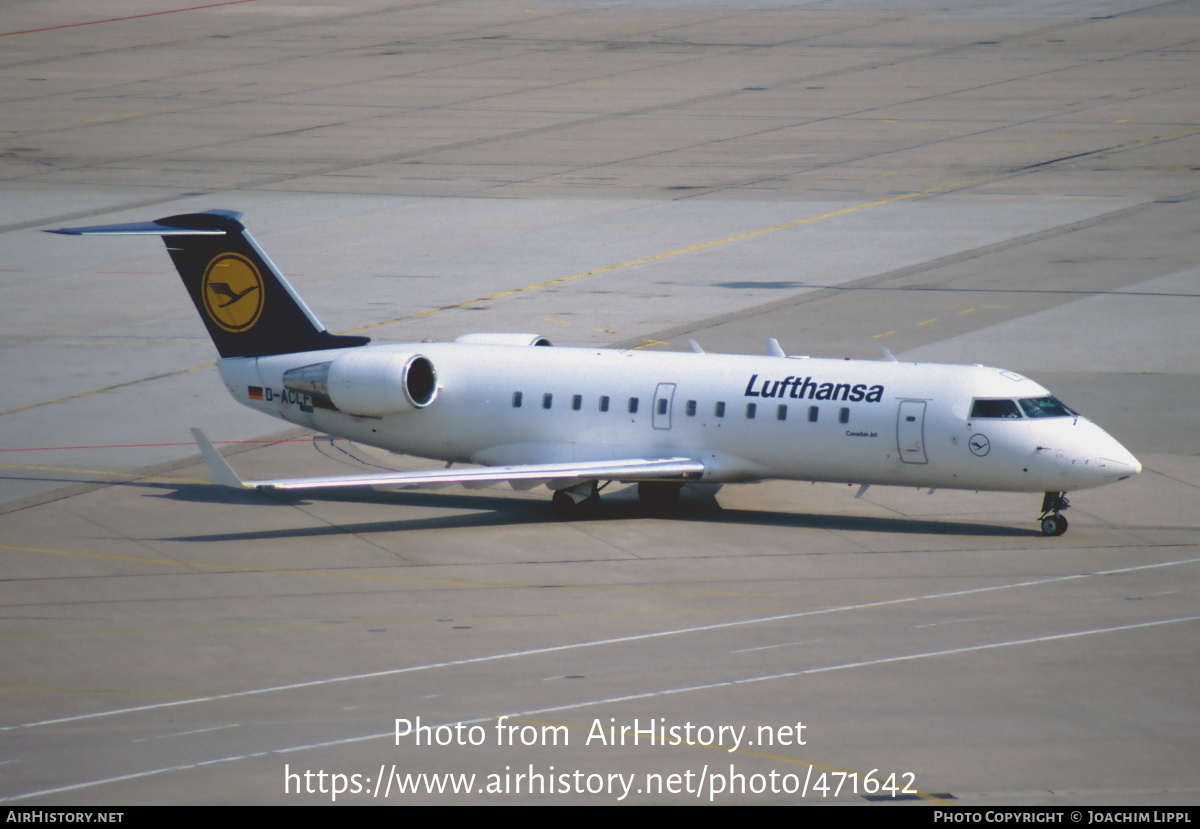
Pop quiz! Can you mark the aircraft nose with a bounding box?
[1094,453,1140,478]
[1082,433,1141,484]
[1099,444,1141,478]
[1047,425,1141,489]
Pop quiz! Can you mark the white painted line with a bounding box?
[132,723,240,743]
[5,555,1198,734]
[6,613,1197,803]
[730,639,821,653]
[914,615,998,629]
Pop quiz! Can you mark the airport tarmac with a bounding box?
[1,0,1197,805]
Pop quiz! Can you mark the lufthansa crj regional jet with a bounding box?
[50,210,1142,536]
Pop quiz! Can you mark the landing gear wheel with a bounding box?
[551,490,575,518]
[1040,514,1068,537]
[638,481,682,515]
[551,483,599,519]
[1038,491,1070,537]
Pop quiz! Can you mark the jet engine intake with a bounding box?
[283,351,437,417]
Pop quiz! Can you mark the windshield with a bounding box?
[1018,396,1076,418]
[970,398,1021,419]
[970,396,1077,419]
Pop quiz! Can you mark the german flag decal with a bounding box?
[248,386,264,401]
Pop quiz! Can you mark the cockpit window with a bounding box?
[1018,396,1076,418]
[970,398,1022,419]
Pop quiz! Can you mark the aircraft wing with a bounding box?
[192,429,704,492]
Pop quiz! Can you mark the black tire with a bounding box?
[552,490,575,518]
[1041,514,1068,536]
[638,481,682,514]
[552,487,599,519]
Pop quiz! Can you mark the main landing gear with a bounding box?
[1039,491,1070,536]
[637,481,682,515]
[551,481,600,518]
[551,480,684,518]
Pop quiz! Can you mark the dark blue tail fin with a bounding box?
[47,209,369,358]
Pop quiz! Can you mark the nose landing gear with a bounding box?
[1039,491,1070,536]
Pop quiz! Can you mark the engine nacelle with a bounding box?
[454,333,552,347]
[282,351,437,417]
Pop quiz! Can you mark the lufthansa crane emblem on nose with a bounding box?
[969,433,991,457]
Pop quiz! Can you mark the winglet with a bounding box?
[766,338,786,357]
[191,428,249,489]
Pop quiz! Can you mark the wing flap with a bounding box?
[192,429,704,492]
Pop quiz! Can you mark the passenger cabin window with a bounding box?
[571,394,582,411]
[715,402,726,418]
[685,400,697,417]
[542,393,553,410]
[970,398,1021,419]
[777,405,787,421]
[838,407,849,424]
[628,397,639,414]
[599,395,610,412]
[746,403,757,419]
[512,391,523,408]
[808,406,819,423]
[1019,396,1076,418]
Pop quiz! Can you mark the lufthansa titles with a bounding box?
[744,374,885,403]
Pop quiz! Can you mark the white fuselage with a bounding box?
[216,343,1141,494]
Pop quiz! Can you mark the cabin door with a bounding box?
[653,383,676,430]
[896,400,928,464]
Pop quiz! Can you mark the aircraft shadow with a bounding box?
[163,486,1036,542]
[155,482,299,506]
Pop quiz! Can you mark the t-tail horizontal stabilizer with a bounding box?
[48,210,369,359]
